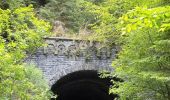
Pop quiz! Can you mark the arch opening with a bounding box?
[51,70,118,100]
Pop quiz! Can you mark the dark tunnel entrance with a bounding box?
[51,70,118,100]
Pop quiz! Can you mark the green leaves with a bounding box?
[39,0,87,32]
[120,6,170,34]
[0,6,51,99]
[111,3,170,100]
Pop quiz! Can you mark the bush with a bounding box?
[0,5,51,100]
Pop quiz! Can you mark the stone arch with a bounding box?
[48,63,113,86]
[26,38,117,96]
[51,70,118,100]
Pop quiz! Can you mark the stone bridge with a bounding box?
[26,37,119,100]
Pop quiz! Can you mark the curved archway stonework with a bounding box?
[26,37,118,86]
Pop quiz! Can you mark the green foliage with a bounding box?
[39,0,97,32]
[111,5,170,100]
[0,0,41,10]
[38,0,170,99]
[76,0,118,42]
[89,0,170,44]
[0,5,51,55]
[39,0,130,34]
[0,6,51,99]
[1,0,170,100]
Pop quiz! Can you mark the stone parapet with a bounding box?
[26,37,118,86]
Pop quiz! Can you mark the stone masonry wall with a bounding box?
[26,37,118,86]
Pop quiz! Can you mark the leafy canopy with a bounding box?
[111,5,170,100]
[0,5,51,100]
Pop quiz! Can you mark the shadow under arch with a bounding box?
[51,70,118,100]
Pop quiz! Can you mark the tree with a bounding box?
[110,5,170,100]
[88,0,170,44]
[0,0,44,10]
[83,0,170,99]
[0,5,51,100]
[39,0,98,33]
